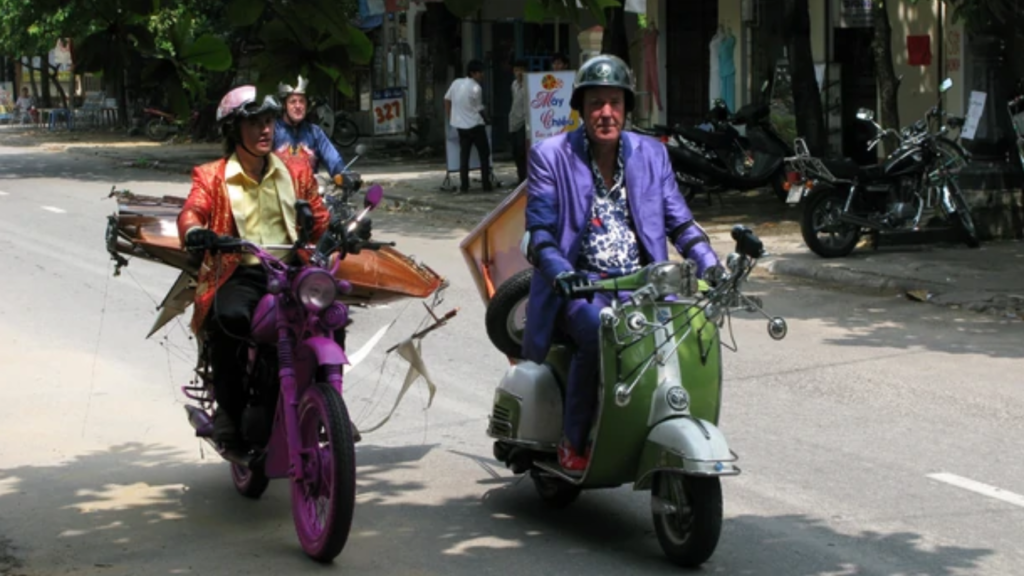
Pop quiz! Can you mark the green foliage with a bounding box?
[447,0,621,25]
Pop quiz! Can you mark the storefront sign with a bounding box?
[834,0,873,28]
[526,71,579,143]
[371,88,405,135]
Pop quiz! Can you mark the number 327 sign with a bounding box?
[372,88,406,135]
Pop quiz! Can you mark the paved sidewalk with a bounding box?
[3,128,1019,320]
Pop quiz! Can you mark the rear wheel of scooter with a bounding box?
[801,186,860,258]
[145,117,172,142]
[652,473,722,568]
[531,470,582,509]
[291,382,356,563]
[231,463,269,499]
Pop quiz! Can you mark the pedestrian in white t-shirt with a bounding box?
[444,59,492,193]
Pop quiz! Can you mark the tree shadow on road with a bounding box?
[0,441,999,575]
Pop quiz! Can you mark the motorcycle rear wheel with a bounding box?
[145,117,172,142]
[531,469,581,509]
[801,187,861,258]
[332,116,360,148]
[231,462,270,499]
[652,473,722,568]
[291,382,356,563]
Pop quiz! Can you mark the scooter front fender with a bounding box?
[634,417,739,490]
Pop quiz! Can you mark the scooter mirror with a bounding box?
[940,78,953,93]
[856,108,875,122]
[364,184,384,210]
[354,143,368,156]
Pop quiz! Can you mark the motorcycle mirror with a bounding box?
[295,199,314,244]
[760,79,769,93]
[364,184,384,210]
[939,78,953,93]
[354,143,368,156]
[856,108,875,122]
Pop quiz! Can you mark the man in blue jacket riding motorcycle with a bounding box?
[274,75,348,179]
[522,55,721,475]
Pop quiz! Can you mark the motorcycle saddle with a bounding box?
[822,159,886,182]
[676,125,734,149]
[730,103,770,126]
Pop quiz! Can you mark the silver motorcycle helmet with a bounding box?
[569,54,636,113]
[278,75,309,101]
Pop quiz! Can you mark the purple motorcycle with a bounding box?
[183,185,387,562]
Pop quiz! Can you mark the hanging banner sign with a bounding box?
[525,71,580,143]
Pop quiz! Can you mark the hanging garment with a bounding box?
[643,27,663,111]
[718,32,736,112]
[708,31,723,107]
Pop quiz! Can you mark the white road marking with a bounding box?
[927,472,1024,508]
[41,206,66,214]
[0,190,8,196]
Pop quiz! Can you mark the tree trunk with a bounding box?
[38,55,52,107]
[600,5,631,65]
[782,0,826,156]
[47,63,69,109]
[871,1,900,155]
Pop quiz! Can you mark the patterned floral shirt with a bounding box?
[576,138,641,277]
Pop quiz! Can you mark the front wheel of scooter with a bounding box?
[651,473,722,568]
[291,382,356,563]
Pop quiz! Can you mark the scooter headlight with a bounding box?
[643,262,698,298]
[296,269,337,312]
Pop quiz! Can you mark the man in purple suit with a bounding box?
[522,55,721,474]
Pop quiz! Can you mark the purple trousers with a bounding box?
[558,291,631,453]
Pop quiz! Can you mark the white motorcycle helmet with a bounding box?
[277,75,309,101]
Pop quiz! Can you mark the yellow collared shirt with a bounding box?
[225,153,291,263]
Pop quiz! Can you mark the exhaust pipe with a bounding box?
[185,405,213,438]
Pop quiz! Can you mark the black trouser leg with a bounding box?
[204,266,267,424]
[472,124,492,189]
[511,127,527,184]
[458,127,473,191]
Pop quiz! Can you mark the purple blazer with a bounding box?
[522,128,719,363]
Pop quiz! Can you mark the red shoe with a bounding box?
[558,439,591,476]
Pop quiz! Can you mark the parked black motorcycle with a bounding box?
[784,78,978,258]
[633,94,793,204]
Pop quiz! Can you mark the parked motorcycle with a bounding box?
[310,97,361,148]
[481,226,787,567]
[142,107,199,142]
[632,90,792,204]
[1008,86,1024,175]
[783,77,977,258]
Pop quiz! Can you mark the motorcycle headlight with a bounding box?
[296,269,337,312]
[643,262,697,298]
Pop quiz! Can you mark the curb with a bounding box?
[765,258,944,294]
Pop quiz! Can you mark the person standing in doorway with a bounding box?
[551,53,570,71]
[444,59,493,193]
[509,59,529,185]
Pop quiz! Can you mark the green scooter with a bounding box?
[486,226,787,567]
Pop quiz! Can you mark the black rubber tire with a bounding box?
[231,463,270,499]
[485,269,534,358]
[291,382,356,563]
[145,117,172,142]
[946,181,980,248]
[332,117,360,148]
[652,474,723,568]
[800,186,861,258]
[532,470,582,509]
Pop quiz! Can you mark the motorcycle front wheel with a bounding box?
[291,382,356,563]
[145,117,172,142]
[652,472,722,568]
[944,180,980,248]
[801,187,861,258]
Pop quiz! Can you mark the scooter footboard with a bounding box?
[634,417,739,490]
